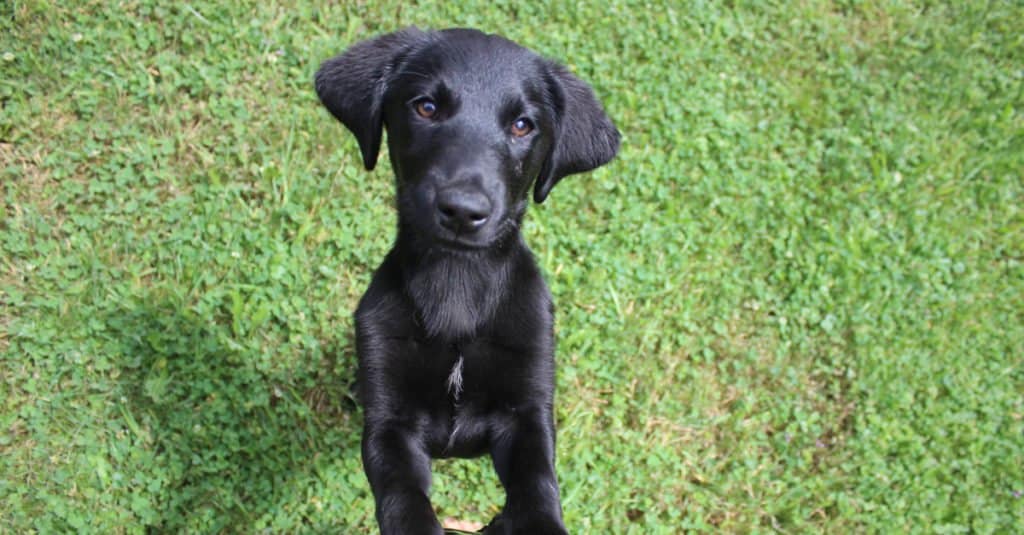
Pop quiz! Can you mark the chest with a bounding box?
[386,336,532,407]
[376,336,543,457]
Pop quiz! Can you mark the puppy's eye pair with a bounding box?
[415,98,532,137]
[511,118,534,137]
[414,98,438,119]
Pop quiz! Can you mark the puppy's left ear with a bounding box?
[534,63,620,203]
[315,28,426,170]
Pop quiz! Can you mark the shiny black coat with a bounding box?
[315,28,619,535]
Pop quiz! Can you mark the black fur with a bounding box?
[315,28,619,535]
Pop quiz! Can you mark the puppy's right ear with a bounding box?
[315,28,426,170]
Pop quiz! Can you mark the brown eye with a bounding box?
[415,99,437,119]
[511,117,534,137]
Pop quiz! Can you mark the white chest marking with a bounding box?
[444,355,466,453]
[446,355,464,401]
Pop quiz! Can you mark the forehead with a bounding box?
[395,31,546,96]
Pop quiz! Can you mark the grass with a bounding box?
[1,0,1021,532]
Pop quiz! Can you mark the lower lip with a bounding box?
[436,237,488,250]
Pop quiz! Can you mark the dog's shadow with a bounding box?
[106,292,366,530]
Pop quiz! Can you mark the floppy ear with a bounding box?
[315,28,426,170]
[534,63,620,203]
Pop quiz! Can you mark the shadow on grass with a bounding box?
[105,292,363,531]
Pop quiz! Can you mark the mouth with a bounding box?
[434,234,491,252]
[430,219,517,253]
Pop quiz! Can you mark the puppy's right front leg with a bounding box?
[363,421,442,535]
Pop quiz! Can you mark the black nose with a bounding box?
[436,188,492,234]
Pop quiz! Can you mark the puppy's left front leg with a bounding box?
[490,406,568,535]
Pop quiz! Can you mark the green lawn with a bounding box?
[2,1,1021,532]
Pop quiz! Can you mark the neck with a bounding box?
[396,226,519,340]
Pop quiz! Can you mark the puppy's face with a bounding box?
[382,34,555,250]
[316,28,620,251]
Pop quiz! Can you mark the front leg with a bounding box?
[363,418,443,535]
[489,406,568,535]
[355,264,444,535]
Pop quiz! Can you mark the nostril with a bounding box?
[436,188,492,233]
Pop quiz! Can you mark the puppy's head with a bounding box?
[316,28,619,250]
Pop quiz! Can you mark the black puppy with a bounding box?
[315,28,619,534]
